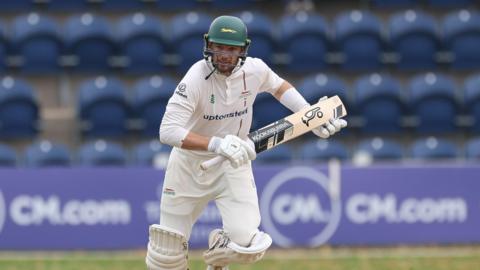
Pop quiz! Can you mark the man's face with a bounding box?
[209,42,244,75]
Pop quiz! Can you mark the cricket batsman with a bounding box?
[145,15,347,270]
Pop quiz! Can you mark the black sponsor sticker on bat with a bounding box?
[248,119,294,153]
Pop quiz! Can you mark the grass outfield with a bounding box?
[0,246,479,270]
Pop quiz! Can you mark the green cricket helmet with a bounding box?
[203,15,251,72]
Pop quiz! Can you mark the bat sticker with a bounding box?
[301,106,324,127]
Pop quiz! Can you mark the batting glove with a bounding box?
[208,135,256,168]
[312,96,348,139]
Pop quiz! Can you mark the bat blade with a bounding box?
[248,95,346,154]
[200,95,347,170]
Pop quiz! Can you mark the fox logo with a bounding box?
[221,28,237,33]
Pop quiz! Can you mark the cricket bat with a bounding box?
[200,95,347,170]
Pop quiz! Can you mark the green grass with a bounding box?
[1,246,479,270]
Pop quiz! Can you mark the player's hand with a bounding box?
[208,135,256,168]
[312,96,347,139]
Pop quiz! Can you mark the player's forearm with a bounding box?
[274,81,309,113]
[180,132,211,151]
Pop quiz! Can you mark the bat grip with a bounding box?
[200,155,226,171]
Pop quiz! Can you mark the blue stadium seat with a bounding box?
[0,77,38,139]
[170,12,212,73]
[64,13,115,72]
[389,10,439,70]
[408,73,458,134]
[78,76,129,138]
[355,73,404,134]
[300,139,349,161]
[117,13,166,74]
[298,73,350,110]
[356,137,403,160]
[133,76,176,137]
[464,73,480,133]
[11,13,62,74]
[211,0,251,9]
[78,140,127,167]
[235,11,275,65]
[255,144,292,164]
[0,21,7,72]
[101,0,144,10]
[0,144,16,167]
[334,10,383,71]
[465,137,480,159]
[427,0,472,8]
[252,92,291,130]
[25,140,71,167]
[47,0,87,11]
[371,0,418,8]
[156,0,198,10]
[133,140,172,167]
[443,10,480,69]
[410,137,457,160]
[0,0,32,11]
[278,11,329,73]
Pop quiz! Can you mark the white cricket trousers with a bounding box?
[159,147,261,247]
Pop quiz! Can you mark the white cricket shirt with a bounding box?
[159,57,284,156]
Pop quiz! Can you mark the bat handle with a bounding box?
[200,156,226,171]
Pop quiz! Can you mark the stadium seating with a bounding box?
[156,0,198,11]
[0,0,32,11]
[0,143,16,167]
[254,144,292,164]
[465,137,480,159]
[133,140,172,167]
[252,92,291,130]
[355,137,403,160]
[0,77,39,139]
[78,140,127,166]
[427,0,473,8]
[443,10,480,69]
[47,0,88,11]
[388,10,439,70]
[410,137,457,160]
[354,73,404,133]
[299,139,349,161]
[278,11,329,73]
[170,12,212,72]
[464,73,480,133]
[78,76,130,137]
[298,73,350,110]
[133,75,176,137]
[0,22,8,73]
[117,13,166,74]
[64,13,115,72]
[408,73,458,134]
[101,0,145,10]
[235,11,275,65]
[334,10,383,71]
[211,0,252,10]
[24,140,71,167]
[371,0,418,8]
[11,13,61,73]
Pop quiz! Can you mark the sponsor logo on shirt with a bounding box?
[175,83,187,98]
[203,108,248,121]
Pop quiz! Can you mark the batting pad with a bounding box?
[146,224,189,270]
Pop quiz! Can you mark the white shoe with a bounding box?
[208,229,230,250]
[205,229,230,270]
